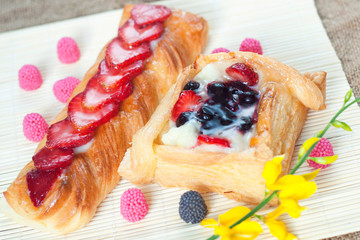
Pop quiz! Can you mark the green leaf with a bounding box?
[332,120,352,131]
[344,89,352,105]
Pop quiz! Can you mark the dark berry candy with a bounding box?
[176,111,193,127]
[179,190,207,224]
[239,116,253,132]
[207,82,227,100]
[227,79,252,93]
[183,81,200,91]
[200,120,219,131]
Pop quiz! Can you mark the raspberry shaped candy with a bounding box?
[57,37,80,64]
[211,48,230,54]
[120,188,148,222]
[53,77,80,103]
[307,138,334,169]
[239,38,263,55]
[18,65,43,91]
[23,113,48,142]
[179,190,207,224]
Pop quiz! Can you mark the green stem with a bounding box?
[206,95,360,240]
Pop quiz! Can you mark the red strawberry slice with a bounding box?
[225,63,259,86]
[171,90,202,121]
[118,19,163,48]
[131,4,172,26]
[68,92,120,131]
[197,135,231,148]
[105,38,151,70]
[26,168,62,207]
[46,118,95,149]
[98,59,143,90]
[33,147,74,171]
[83,75,133,110]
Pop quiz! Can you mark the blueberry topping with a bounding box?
[175,77,259,136]
[207,82,227,100]
[183,81,200,91]
[176,111,192,127]
[239,116,253,131]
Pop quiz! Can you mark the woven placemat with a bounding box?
[0,0,359,239]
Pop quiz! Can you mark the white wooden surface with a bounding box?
[1,0,360,239]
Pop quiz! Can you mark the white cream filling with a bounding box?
[73,138,94,154]
[161,120,199,148]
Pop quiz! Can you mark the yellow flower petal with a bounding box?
[310,155,338,164]
[279,181,317,200]
[269,175,304,190]
[266,205,287,221]
[232,220,263,240]
[219,206,251,227]
[280,199,307,218]
[214,225,232,239]
[265,219,297,240]
[301,169,320,182]
[200,218,218,228]
[262,155,284,187]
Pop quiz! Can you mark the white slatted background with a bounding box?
[1,0,360,239]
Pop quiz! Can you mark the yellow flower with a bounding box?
[262,155,319,240]
[262,155,319,207]
[265,218,297,240]
[201,206,263,240]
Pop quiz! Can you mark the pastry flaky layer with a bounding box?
[1,5,208,235]
[118,52,326,206]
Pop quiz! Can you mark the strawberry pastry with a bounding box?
[1,4,208,234]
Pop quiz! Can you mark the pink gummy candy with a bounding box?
[120,188,148,223]
[57,37,80,64]
[239,38,263,55]
[18,65,43,91]
[23,113,48,142]
[211,48,230,54]
[307,138,334,170]
[53,77,80,103]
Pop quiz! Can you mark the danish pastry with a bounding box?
[0,4,208,234]
[118,52,326,206]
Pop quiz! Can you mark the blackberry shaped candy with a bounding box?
[179,190,207,224]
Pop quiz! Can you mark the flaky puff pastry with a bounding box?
[0,5,208,235]
[118,52,326,206]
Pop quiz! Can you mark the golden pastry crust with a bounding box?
[118,52,326,206]
[1,5,208,235]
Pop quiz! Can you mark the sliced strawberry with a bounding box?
[83,75,133,110]
[98,59,143,90]
[118,19,163,48]
[225,63,259,86]
[33,147,73,171]
[46,118,95,149]
[197,135,231,148]
[131,4,171,26]
[105,38,151,70]
[26,168,62,207]
[171,90,202,121]
[68,92,120,131]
